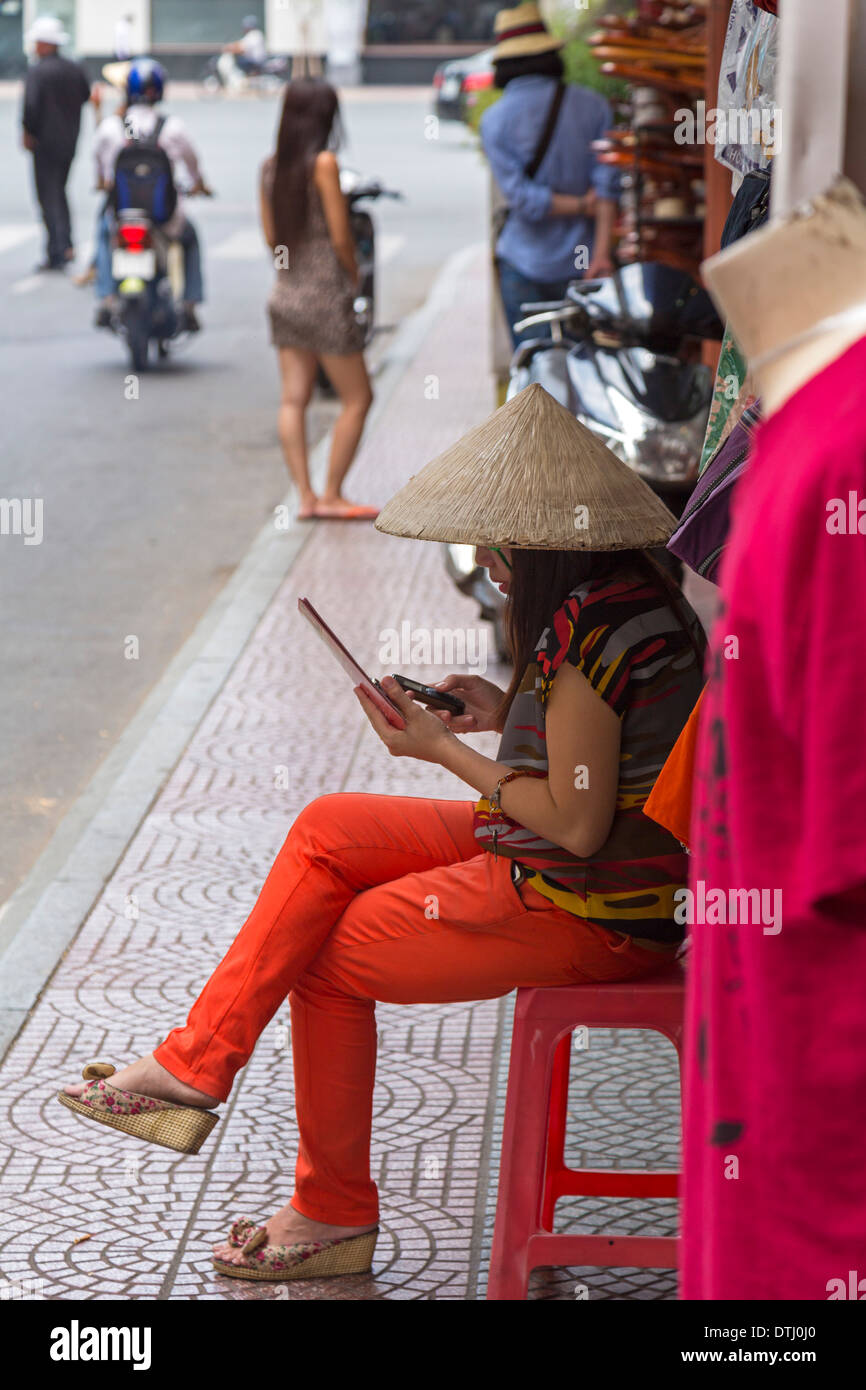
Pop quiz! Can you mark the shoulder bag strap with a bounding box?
[494,81,566,239]
[524,81,565,181]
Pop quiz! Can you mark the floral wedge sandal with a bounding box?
[56,1062,219,1155]
[213,1217,379,1282]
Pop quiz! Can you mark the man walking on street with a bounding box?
[21,16,93,272]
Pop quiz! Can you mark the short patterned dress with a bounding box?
[261,155,365,357]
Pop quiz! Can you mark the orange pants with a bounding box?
[154,793,667,1224]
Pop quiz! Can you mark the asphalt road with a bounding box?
[0,87,487,909]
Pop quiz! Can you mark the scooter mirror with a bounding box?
[566,279,607,301]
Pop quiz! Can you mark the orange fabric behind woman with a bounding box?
[642,687,705,851]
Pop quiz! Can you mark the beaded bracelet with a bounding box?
[488,770,525,814]
[488,771,530,859]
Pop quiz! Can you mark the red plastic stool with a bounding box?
[486,965,684,1300]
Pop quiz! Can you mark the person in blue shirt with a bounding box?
[481,4,619,345]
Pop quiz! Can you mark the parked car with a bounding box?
[432,47,495,123]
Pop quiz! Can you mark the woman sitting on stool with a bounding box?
[57,384,705,1284]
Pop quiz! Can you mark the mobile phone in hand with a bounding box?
[391,675,465,715]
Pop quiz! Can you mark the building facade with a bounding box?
[12,0,508,78]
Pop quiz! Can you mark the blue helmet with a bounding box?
[126,57,165,105]
[242,15,258,30]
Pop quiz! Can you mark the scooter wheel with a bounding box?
[124,305,149,372]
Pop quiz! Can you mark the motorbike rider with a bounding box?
[223,15,267,76]
[92,57,211,332]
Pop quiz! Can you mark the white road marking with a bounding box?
[0,224,39,255]
[211,228,266,260]
[10,275,44,295]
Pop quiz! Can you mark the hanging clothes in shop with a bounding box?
[669,401,761,582]
[715,0,779,186]
[697,0,778,477]
[681,330,866,1299]
[697,171,771,477]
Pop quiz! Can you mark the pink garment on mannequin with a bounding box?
[682,333,866,1300]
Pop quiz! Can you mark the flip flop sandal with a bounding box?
[312,502,380,521]
[56,1062,219,1155]
[213,1219,379,1282]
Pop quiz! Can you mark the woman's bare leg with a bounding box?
[277,346,319,517]
[315,350,373,512]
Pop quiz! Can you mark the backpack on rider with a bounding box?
[112,58,177,224]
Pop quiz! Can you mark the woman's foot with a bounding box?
[296,492,319,521]
[313,495,379,520]
[212,1200,377,1266]
[62,1053,219,1109]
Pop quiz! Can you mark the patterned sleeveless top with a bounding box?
[473,575,706,944]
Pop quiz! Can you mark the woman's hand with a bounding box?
[355,676,455,763]
[430,674,505,734]
[340,253,361,289]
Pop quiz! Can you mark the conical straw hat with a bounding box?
[375,383,678,550]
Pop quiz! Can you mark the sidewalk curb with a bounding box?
[0,241,483,1064]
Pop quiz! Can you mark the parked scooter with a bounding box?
[507,262,723,514]
[316,168,403,393]
[343,167,402,345]
[101,193,210,371]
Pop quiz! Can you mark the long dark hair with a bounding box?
[493,50,565,89]
[271,79,343,251]
[494,548,705,728]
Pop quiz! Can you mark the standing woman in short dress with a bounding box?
[260,80,377,521]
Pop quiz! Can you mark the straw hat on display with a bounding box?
[490,4,563,62]
[27,15,70,46]
[375,384,677,551]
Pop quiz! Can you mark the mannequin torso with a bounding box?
[701,177,866,414]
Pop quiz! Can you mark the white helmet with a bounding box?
[27,15,70,46]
